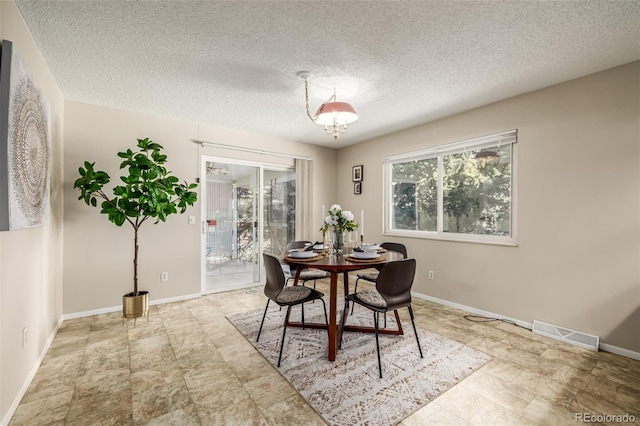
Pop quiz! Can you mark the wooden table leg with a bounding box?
[328,271,338,361]
[285,267,304,328]
[393,309,404,335]
[291,267,302,285]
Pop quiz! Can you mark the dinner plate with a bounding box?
[288,250,317,259]
[350,251,380,259]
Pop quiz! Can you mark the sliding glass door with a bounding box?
[201,157,295,293]
[263,169,296,258]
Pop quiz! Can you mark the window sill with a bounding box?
[383,229,518,247]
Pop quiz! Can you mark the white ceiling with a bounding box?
[14,0,640,148]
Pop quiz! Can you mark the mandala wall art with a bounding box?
[0,40,51,231]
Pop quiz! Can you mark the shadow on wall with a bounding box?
[602,287,640,354]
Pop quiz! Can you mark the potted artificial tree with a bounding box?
[74,137,198,323]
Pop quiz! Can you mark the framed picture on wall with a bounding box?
[0,39,51,231]
[352,165,363,182]
[354,182,362,195]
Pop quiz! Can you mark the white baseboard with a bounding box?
[63,304,122,320]
[412,292,533,330]
[599,342,640,361]
[1,316,63,426]
[62,292,202,320]
[412,291,640,361]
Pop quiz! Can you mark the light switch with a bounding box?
[188,215,195,224]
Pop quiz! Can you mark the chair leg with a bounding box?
[407,305,423,358]
[256,299,270,342]
[374,311,382,378]
[339,299,349,349]
[301,303,305,329]
[278,306,292,367]
[351,278,361,314]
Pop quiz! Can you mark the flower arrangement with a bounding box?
[321,204,358,232]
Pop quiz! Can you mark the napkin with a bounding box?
[305,242,321,251]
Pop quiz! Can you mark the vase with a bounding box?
[122,291,149,327]
[333,229,344,254]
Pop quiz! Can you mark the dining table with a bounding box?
[283,249,405,361]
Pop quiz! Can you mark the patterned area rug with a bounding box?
[227,301,491,425]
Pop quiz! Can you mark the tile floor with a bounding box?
[8,278,640,425]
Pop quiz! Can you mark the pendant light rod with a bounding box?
[299,71,316,123]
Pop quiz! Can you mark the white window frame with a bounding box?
[383,130,518,246]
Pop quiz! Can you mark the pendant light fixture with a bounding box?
[298,71,358,141]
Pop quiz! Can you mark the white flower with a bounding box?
[321,203,358,232]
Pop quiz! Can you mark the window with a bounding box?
[384,130,517,245]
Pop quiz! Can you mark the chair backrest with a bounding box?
[286,240,312,251]
[376,258,416,310]
[380,242,408,258]
[263,253,287,301]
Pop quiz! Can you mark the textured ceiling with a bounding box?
[14,0,640,147]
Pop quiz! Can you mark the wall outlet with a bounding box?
[161,272,169,282]
[428,270,435,280]
[22,327,27,348]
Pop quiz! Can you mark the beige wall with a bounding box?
[63,102,336,314]
[337,61,640,353]
[0,1,65,421]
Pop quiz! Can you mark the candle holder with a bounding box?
[322,229,326,256]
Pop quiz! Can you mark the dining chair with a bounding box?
[285,240,330,289]
[340,258,423,378]
[258,253,328,367]
[351,242,408,315]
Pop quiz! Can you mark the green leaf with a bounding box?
[75,138,198,250]
[144,171,158,180]
[147,142,163,151]
[112,212,126,226]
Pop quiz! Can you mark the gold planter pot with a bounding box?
[122,291,149,326]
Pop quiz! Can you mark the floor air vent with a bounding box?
[532,320,599,351]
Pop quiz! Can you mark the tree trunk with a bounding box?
[133,226,139,296]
